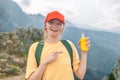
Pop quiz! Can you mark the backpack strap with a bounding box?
[60,40,73,66]
[61,40,79,80]
[35,40,44,66]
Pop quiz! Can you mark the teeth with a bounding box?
[51,29,58,32]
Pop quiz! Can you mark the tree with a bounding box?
[108,73,115,80]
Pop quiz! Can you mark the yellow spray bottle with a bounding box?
[80,33,88,51]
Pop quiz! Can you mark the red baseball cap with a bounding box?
[44,11,65,24]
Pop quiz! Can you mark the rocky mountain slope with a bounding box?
[111,59,120,80]
[0,27,43,79]
[102,59,120,80]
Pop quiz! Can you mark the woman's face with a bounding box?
[44,19,64,38]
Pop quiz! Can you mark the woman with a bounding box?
[25,10,90,80]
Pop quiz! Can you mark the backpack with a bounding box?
[35,40,79,80]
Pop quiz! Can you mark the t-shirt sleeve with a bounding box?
[67,40,80,72]
[25,42,38,79]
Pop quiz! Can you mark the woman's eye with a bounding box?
[58,23,62,25]
[49,21,54,24]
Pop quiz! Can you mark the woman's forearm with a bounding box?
[29,63,47,80]
[77,52,87,79]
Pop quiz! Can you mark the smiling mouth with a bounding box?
[50,28,58,32]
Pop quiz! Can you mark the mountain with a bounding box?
[62,26,120,80]
[0,0,44,32]
[0,0,76,32]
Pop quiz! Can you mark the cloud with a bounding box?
[20,0,31,7]
[94,4,120,30]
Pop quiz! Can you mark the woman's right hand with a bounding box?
[42,51,63,65]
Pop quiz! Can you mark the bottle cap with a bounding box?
[81,32,85,38]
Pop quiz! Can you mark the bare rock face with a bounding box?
[0,53,24,78]
[111,60,120,80]
[102,59,120,80]
[0,27,43,78]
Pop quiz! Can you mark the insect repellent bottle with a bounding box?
[80,33,88,51]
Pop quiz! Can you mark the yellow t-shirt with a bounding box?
[25,40,80,80]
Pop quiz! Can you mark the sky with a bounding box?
[12,0,120,32]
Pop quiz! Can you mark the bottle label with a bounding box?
[80,38,88,51]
